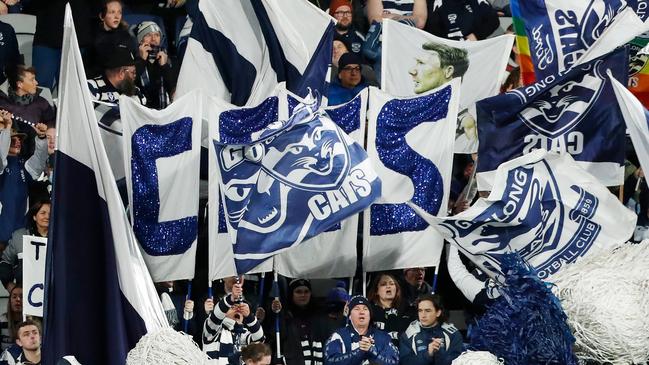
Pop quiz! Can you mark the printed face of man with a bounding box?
[409,50,453,94]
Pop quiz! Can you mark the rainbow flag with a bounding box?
[510,0,536,85]
[628,33,649,107]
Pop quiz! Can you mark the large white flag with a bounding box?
[412,150,636,281]
[44,5,166,362]
[272,89,369,279]
[120,91,202,282]
[363,81,460,272]
[381,19,513,153]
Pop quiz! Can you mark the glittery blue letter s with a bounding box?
[370,88,451,235]
[131,118,198,256]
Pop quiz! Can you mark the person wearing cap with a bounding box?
[331,36,378,87]
[330,0,365,59]
[324,295,399,365]
[398,294,462,365]
[0,109,48,245]
[87,44,146,105]
[328,52,368,106]
[134,21,176,110]
[202,278,264,364]
[269,278,331,365]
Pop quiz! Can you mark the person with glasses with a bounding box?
[328,53,367,106]
[87,45,146,105]
[329,0,365,60]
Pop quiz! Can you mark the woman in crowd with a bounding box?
[399,294,463,365]
[89,0,137,77]
[367,273,413,345]
[0,200,50,292]
[0,285,22,350]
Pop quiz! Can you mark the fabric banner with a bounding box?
[176,0,333,106]
[412,150,637,281]
[120,91,202,282]
[628,31,649,108]
[513,0,648,80]
[363,81,460,272]
[381,19,513,153]
[476,48,628,190]
[511,0,537,85]
[95,102,125,182]
[22,235,47,318]
[272,89,368,278]
[611,72,649,180]
[43,6,166,363]
[211,94,380,274]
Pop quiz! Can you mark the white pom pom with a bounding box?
[451,350,504,364]
[551,241,649,364]
[126,327,213,365]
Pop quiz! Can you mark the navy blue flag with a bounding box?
[43,7,166,363]
[211,96,381,274]
[177,0,334,106]
[476,47,628,190]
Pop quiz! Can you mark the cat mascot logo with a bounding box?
[215,97,381,273]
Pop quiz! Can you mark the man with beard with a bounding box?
[330,0,365,59]
[87,44,146,105]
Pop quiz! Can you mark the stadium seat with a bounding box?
[0,14,36,66]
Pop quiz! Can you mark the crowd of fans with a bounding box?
[0,0,644,364]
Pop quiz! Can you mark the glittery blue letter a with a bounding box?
[370,88,450,235]
[131,118,198,256]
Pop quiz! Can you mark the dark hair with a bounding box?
[7,285,22,341]
[27,199,51,233]
[367,273,403,310]
[421,42,470,78]
[416,293,449,324]
[241,343,271,362]
[100,0,123,17]
[7,65,36,91]
[16,319,41,339]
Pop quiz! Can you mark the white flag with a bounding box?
[412,150,636,281]
[381,19,513,153]
[120,91,202,282]
[363,81,460,272]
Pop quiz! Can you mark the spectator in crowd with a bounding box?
[241,343,272,365]
[398,294,462,365]
[324,295,399,365]
[202,277,264,364]
[322,281,349,337]
[328,52,368,106]
[330,0,365,59]
[0,199,50,292]
[0,286,22,351]
[366,0,427,29]
[87,44,145,104]
[402,267,431,308]
[155,281,197,336]
[134,21,176,109]
[331,36,378,87]
[409,42,469,95]
[89,0,137,77]
[425,0,499,41]
[0,21,20,85]
[0,319,41,365]
[27,0,101,90]
[0,65,56,159]
[367,273,413,346]
[270,279,330,365]
[0,112,48,246]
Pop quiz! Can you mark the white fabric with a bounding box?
[58,5,166,329]
[120,91,202,281]
[22,235,47,317]
[363,81,460,271]
[411,150,637,281]
[381,19,513,153]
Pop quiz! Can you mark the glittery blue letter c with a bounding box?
[131,118,198,256]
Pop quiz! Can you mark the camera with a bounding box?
[148,45,160,62]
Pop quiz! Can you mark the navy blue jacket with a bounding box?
[398,321,463,365]
[324,325,399,365]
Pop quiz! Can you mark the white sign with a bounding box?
[22,235,47,318]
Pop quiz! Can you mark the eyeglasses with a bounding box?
[342,66,361,73]
[334,10,352,16]
[121,67,136,76]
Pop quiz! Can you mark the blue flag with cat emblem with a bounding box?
[213,95,381,274]
[476,47,628,190]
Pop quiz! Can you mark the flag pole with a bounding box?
[257,272,267,311]
[431,265,440,294]
[362,272,367,297]
[183,281,192,332]
[272,271,283,362]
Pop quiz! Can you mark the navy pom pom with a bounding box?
[468,253,578,365]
